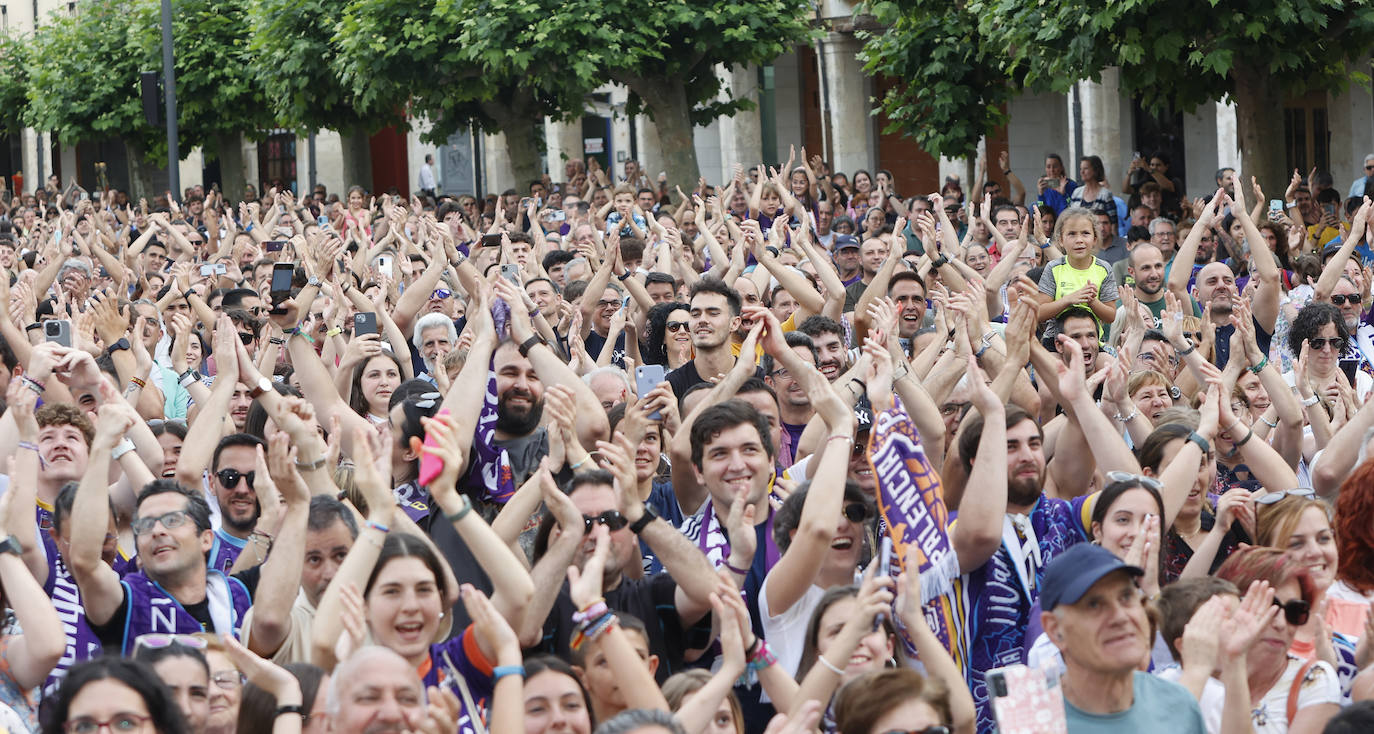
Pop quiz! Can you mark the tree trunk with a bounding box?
[503,120,543,190]
[635,80,700,192]
[1231,66,1286,196]
[339,125,374,193]
[124,140,159,201]
[216,132,247,205]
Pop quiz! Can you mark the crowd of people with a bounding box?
[0,144,1372,734]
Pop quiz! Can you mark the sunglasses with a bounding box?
[1184,331,1202,342]
[665,321,690,333]
[1105,471,1163,492]
[132,509,193,536]
[842,502,869,523]
[147,418,188,431]
[1331,294,1362,306]
[1308,337,1347,352]
[431,288,452,300]
[1255,487,1317,505]
[133,633,207,652]
[1273,597,1311,626]
[582,510,628,535]
[238,332,255,344]
[215,468,255,490]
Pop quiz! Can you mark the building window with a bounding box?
[1285,93,1329,174]
[257,130,296,192]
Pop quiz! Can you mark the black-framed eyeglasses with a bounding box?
[1273,597,1311,626]
[431,288,452,300]
[665,321,690,333]
[215,468,255,490]
[1105,471,1163,492]
[1332,294,1362,306]
[842,502,869,523]
[1255,487,1317,505]
[582,510,628,535]
[132,510,193,536]
[1308,337,1347,352]
[596,299,620,309]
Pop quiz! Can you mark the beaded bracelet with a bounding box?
[572,600,609,625]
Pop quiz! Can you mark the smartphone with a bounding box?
[269,263,295,314]
[519,197,532,209]
[376,254,393,278]
[500,264,521,287]
[480,233,503,249]
[1325,203,1338,217]
[987,665,1068,734]
[418,407,452,487]
[549,210,566,222]
[353,312,378,337]
[199,263,226,277]
[44,319,72,347]
[874,536,894,629]
[1268,199,1284,221]
[263,240,286,253]
[316,215,329,227]
[635,364,666,420]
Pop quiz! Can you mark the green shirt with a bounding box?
[1064,672,1206,734]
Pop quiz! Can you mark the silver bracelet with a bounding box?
[1113,409,1139,423]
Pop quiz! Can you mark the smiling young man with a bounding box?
[68,402,309,657]
[205,433,267,573]
[665,279,744,398]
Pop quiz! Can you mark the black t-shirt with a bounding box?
[583,330,626,368]
[90,566,261,650]
[665,360,706,399]
[536,573,691,684]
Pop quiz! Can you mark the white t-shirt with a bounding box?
[758,576,827,678]
[1164,655,1339,734]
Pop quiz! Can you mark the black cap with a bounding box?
[1039,543,1144,611]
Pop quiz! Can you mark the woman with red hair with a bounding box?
[1333,460,1374,631]
[1216,546,1340,733]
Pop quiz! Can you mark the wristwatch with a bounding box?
[105,337,130,356]
[248,375,273,399]
[929,253,950,268]
[178,369,201,387]
[306,276,321,288]
[629,504,658,535]
[517,334,545,357]
[1185,431,1211,454]
[0,535,21,556]
[112,437,136,460]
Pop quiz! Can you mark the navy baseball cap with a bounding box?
[1039,543,1143,611]
[833,234,860,251]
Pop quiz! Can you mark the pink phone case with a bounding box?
[417,407,451,486]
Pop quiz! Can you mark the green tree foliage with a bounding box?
[333,0,591,185]
[459,0,816,187]
[862,0,1374,189]
[25,0,148,150]
[129,0,272,162]
[0,33,30,136]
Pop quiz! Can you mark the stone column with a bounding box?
[1075,68,1127,192]
[820,31,874,176]
[718,63,762,173]
[544,117,583,185]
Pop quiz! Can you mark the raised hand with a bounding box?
[567,524,610,608]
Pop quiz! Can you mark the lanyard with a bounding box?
[1000,514,1041,600]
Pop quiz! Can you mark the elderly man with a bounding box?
[326,646,428,733]
[411,312,457,379]
[1039,544,1205,732]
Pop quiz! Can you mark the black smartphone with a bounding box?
[269,263,294,314]
[480,233,503,248]
[263,240,286,253]
[354,312,378,337]
[44,319,72,348]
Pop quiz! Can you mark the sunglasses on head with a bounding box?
[1273,597,1311,626]
[582,510,628,535]
[1308,337,1347,352]
[216,468,255,490]
[1105,471,1163,492]
[1332,294,1362,306]
[665,321,689,333]
[1255,487,1317,505]
[133,633,207,653]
